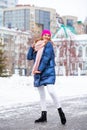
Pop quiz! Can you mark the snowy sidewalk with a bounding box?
[0,76,87,129]
[0,95,87,130]
[0,75,87,107]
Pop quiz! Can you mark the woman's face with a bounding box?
[42,34,51,41]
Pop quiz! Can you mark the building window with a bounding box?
[67,19,73,27]
[86,25,87,34]
[78,46,83,57]
[71,47,76,57]
[79,63,82,70]
[35,9,50,30]
[85,47,87,57]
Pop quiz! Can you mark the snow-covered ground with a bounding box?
[0,75,87,108]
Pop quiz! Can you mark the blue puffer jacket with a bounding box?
[27,41,56,87]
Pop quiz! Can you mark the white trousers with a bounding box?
[37,85,61,111]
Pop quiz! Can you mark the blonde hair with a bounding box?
[33,36,55,47]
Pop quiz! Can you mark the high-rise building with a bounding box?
[0,0,18,26]
[0,0,7,26]
[6,0,18,7]
[3,5,57,35]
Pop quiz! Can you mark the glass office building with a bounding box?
[6,0,18,7]
[0,0,18,26]
[3,7,54,32]
[0,0,7,26]
[4,9,30,30]
[35,9,50,30]
[3,5,56,34]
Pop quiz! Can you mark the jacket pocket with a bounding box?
[34,74,40,87]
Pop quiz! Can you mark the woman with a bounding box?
[27,29,66,125]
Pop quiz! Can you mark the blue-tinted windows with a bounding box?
[4,9,30,30]
[67,19,73,27]
[35,9,50,30]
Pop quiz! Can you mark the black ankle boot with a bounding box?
[58,108,66,125]
[35,111,47,123]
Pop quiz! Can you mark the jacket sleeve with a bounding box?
[38,42,54,72]
[27,47,34,60]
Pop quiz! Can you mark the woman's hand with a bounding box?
[32,70,41,74]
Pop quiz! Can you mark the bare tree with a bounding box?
[0,38,7,76]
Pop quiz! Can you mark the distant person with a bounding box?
[27,29,66,125]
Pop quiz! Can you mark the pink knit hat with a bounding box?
[41,29,51,36]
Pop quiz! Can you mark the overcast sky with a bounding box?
[18,0,87,22]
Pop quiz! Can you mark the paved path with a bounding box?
[0,95,87,130]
